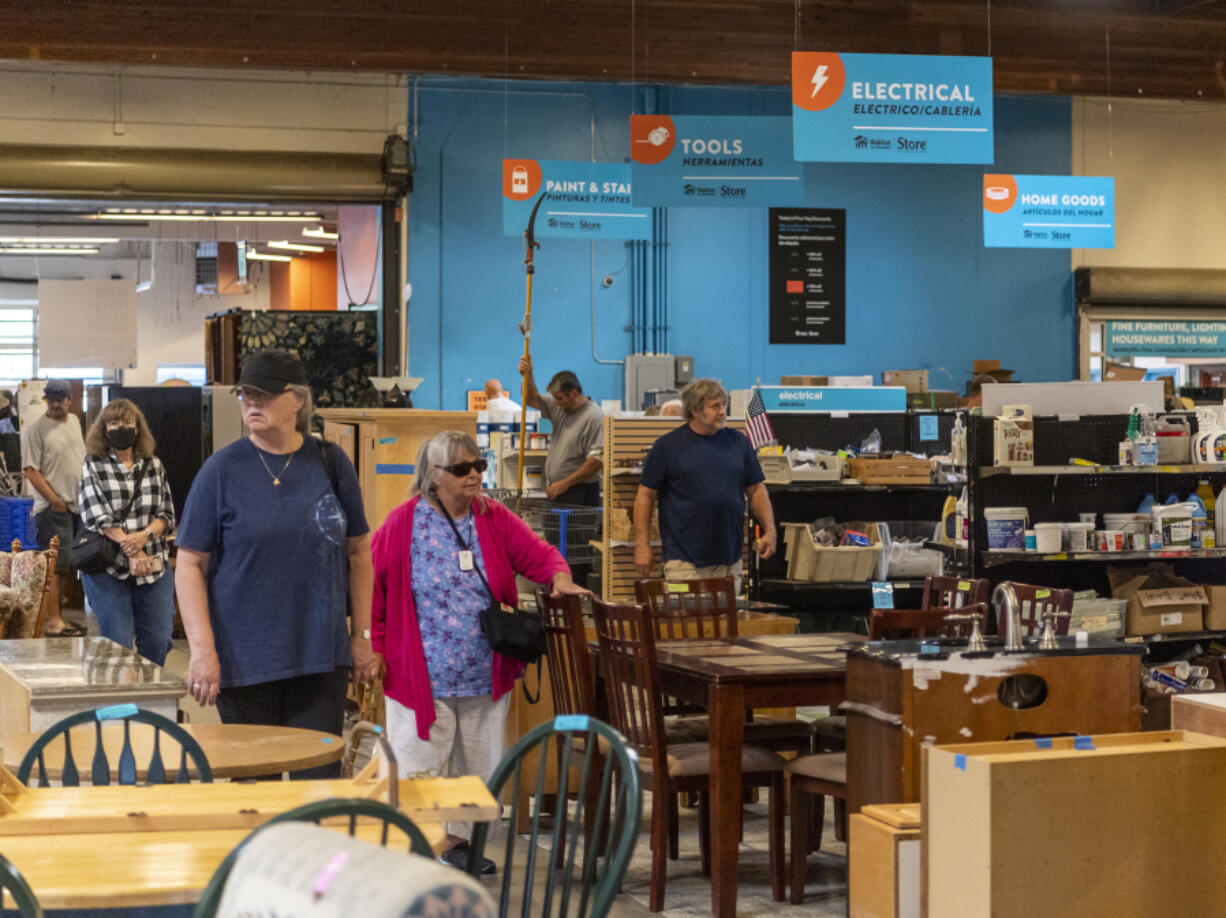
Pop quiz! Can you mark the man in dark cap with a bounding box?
[21,379,87,635]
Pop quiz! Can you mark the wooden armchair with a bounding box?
[0,535,60,639]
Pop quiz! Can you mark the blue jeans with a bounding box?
[81,569,175,665]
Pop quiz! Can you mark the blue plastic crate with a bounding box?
[0,497,35,549]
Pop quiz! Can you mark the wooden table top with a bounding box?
[1,722,345,779]
[651,631,865,683]
[0,776,497,909]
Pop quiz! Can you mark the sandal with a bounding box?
[44,621,87,637]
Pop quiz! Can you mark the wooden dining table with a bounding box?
[2,722,345,780]
[648,631,863,918]
[0,775,498,909]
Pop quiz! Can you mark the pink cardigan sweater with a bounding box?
[371,494,570,739]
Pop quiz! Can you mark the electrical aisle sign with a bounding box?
[982,174,1115,249]
[791,52,994,164]
[757,386,907,413]
[502,159,651,239]
[630,116,804,207]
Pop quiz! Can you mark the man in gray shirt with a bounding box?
[518,356,603,506]
[21,379,87,636]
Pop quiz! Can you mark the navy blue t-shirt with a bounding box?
[639,425,764,567]
[177,437,369,688]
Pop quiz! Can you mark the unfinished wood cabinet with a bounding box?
[849,803,921,918]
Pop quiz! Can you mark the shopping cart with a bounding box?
[485,489,603,566]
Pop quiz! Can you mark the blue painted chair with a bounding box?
[468,715,643,918]
[193,797,435,918]
[17,704,213,787]
[0,851,40,917]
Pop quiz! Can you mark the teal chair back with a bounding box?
[193,797,435,918]
[468,715,642,918]
[17,704,213,787]
[0,852,40,917]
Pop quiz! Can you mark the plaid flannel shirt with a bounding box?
[78,452,175,584]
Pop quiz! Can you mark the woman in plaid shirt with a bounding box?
[78,399,176,664]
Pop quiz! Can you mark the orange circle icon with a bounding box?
[630,115,677,164]
[983,174,1018,214]
[792,52,846,112]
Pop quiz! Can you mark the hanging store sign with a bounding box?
[768,208,846,345]
[983,174,1115,249]
[756,386,908,412]
[630,116,804,207]
[502,159,651,239]
[791,52,994,164]
[1106,320,1226,358]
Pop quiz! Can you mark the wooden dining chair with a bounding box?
[920,574,989,613]
[868,607,966,641]
[635,577,815,755]
[0,851,40,918]
[194,798,435,918]
[18,704,213,787]
[997,581,1075,637]
[785,752,848,904]
[535,589,604,860]
[592,596,786,911]
[468,715,642,918]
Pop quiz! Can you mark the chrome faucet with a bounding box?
[994,582,1024,651]
[944,610,987,652]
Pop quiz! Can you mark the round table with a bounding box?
[2,722,345,780]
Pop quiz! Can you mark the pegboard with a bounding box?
[770,412,910,453]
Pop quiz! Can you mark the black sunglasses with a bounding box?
[442,458,488,477]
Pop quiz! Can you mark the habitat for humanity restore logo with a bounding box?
[791,52,847,112]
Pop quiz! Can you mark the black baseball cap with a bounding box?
[234,349,307,395]
[43,379,71,399]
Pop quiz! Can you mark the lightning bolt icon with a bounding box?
[810,65,828,98]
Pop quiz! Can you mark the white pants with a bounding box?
[663,558,744,595]
[385,693,510,839]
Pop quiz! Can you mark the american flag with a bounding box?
[744,388,776,449]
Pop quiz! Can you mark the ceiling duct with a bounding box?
[0,144,387,203]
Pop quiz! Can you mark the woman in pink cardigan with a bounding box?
[370,430,586,873]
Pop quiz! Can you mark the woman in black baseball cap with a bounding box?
[175,349,380,775]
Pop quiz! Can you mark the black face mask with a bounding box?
[107,427,136,450]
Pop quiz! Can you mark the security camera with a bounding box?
[602,275,615,288]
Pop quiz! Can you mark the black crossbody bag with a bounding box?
[71,459,150,574]
[438,502,545,703]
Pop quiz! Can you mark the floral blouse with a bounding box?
[410,501,493,697]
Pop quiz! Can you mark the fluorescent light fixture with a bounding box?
[303,226,340,240]
[0,236,120,244]
[246,250,293,262]
[92,208,322,223]
[0,246,99,255]
[268,240,326,253]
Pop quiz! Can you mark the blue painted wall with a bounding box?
[406,78,1072,409]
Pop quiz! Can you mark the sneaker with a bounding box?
[438,841,496,876]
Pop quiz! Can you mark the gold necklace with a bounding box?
[255,444,295,486]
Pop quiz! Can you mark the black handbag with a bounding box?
[71,459,149,574]
[439,502,546,701]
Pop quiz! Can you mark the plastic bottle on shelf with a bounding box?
[940,493,958,544]
[1198,479,1216,527]
[1137,493,1156,515]
[1217,484,1226,549]
[1133,405,1159,467]
[950,413,966,467]
[1189,494,1208,549]
[955,486,968,548]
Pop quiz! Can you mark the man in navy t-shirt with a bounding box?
[634,379,777,591]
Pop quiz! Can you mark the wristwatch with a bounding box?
[144,527,155,540]
[359,628,372,640]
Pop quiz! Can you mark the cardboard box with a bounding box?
[779,375,828,386]
[907,390,958,410]
[1204,584,1226,630]
[992,405,1034,466]
[846,454,932,485]
[1104,361,1147,382]
[881,369,928,393]
[926,731,1226,918]
[1114,574,1207,634]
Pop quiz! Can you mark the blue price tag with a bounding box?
[555,715,591,732]
[919,415,939,441]
[96,703,139,721]
[871,581,895,609]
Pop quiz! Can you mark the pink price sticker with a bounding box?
[312,851,351,900]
